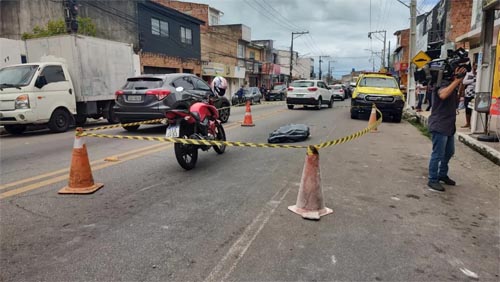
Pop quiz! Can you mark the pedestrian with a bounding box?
[461,63,477,128]
[427,66,467,193]
[425,84,433,111]
[416,82,426,112]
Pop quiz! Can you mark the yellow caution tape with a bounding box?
[77,109,383,150]
[83,118,167,132]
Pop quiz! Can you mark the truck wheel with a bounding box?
[48,108,71,133]
[4,125,27,135]
[393,113,402,123]
[287,105,294,110]
[107,102,120,124]
[350,110,358,119]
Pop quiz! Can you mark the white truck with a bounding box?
[0,35,140,134]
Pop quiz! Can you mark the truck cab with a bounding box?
[0,62,76,134]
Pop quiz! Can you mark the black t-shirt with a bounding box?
[428,80,458,136]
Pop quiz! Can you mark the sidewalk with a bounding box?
[409,105,500,165]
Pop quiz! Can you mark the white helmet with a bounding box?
[211,76,228,96]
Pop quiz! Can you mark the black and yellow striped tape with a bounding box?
[78,108,382,150]
[84,119,167,132]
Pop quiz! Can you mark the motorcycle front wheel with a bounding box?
[213,122,226,154]
[174,123,198,170]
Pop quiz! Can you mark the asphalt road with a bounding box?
[1,100,498,282]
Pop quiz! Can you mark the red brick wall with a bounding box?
[152,0,209,32]
[400,29,410,63]
[448,0,473,45]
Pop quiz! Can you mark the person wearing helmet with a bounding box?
[211,76,228,96]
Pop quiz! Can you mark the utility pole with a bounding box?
[318,55,329,80]
[368,30,386,69]
[387,40,391,71]
[290,31,309,83]
[407,0,417,109]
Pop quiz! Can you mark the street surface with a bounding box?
[1,101,499,281]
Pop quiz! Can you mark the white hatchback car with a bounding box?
[329,84,346,101]
[286,80,334,110]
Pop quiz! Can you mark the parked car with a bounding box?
[350,72,405,122]
[265,84,287,101]
[328,84,347,101]
[114,73,231,131]
[286,80,334,110]
[231,86,262,105]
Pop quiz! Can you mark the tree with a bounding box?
[22,17,96,40]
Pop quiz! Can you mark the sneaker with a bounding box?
[428,182,445,193]
[439,176,456,186]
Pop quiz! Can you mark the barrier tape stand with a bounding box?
[79,106,383,152]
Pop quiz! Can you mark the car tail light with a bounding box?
[307,87,318,92]
[287,87,294,91]
[146,89,171,100]
[115,90,124,99]
[339,89,344,92]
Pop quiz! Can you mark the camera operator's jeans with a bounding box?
[428,132,455,183]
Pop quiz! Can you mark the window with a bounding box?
[249,51,255,60]
[123,77,163,90]
[180,27,192,44]
[173,77,194,90]
[41,66,66,83]
[359,77,398,88]
[152,18,169,37]
[237,44,245,58]
[192,78,211,91]
[210,15,219,25]
[291,81,314,87]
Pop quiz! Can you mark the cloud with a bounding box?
[190,0,437,78]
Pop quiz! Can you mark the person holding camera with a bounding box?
[427,66,467,193]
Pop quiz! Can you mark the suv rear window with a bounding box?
[358,77,398,88]
[123,77,163,90]
[272,85,283,90]
[291,81,314,87]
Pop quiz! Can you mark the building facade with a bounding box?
[0,0,204,75]
[393,29,410,88]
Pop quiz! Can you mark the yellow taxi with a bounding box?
[350,72,405,122]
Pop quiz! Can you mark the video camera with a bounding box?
[414,48,472,87]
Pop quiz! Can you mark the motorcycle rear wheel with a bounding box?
[174,123,198,170]
[213,122,226,154]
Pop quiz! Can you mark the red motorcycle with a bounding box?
[165,95,226,170]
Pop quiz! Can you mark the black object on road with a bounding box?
[268,124,310,143]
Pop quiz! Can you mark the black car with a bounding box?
[265,84,287,101]
[114,74,231,131]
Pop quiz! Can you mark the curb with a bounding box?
[406,109,500,166]
[457,133,500,166]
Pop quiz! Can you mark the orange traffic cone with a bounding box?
[59,128,103,194]
[288,146,332,220]
[368,104,378,133]
[241,100,255,127]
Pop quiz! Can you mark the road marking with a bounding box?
[0,142,167,191]
[0,105,288,199]
[204,184,292,282]
[0,144,172,199]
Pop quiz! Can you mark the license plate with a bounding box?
[126,95,143,103]
[165,124,180,138]
[296,94,305,97]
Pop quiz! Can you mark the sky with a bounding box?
[190,0,440,78]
